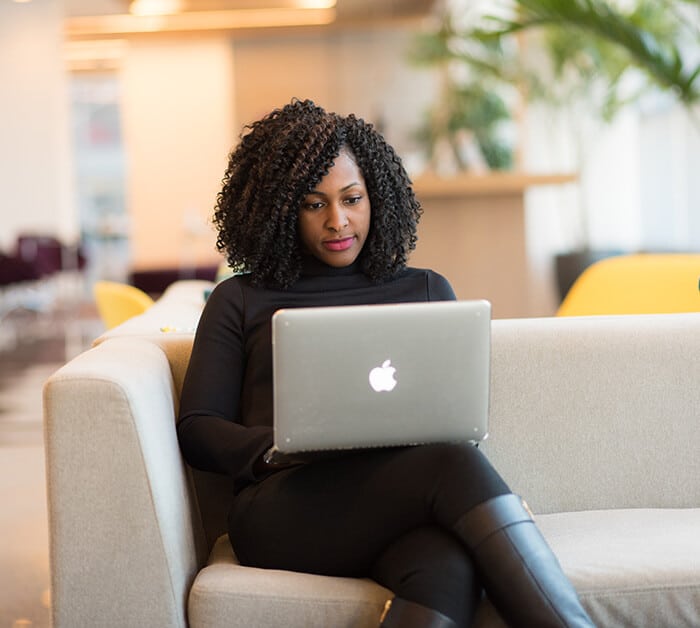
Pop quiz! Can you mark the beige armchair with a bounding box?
[43,281,700,627]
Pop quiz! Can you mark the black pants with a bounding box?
[228,443,510,627]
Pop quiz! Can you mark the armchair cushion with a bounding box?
[189,535,391,628]
[190,508,700,628]
[538,508,700,628]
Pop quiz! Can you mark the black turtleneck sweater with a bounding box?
[176,258,456,492]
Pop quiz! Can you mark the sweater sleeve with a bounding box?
[176,280,272,490]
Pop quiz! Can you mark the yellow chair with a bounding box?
[556,253,700,316]
[93,280,155,329]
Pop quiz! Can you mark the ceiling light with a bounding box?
[295,0,336,8]
[65,7,337,37]
[129,0,183,16]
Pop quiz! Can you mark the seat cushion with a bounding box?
[188,536,391,628]
[190,509,700,628]
[537,508,700,628]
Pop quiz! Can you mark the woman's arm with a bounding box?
[177,281,273,489]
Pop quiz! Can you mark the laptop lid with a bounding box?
[271,299,491,455]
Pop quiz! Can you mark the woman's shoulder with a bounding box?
[207,273,302,324]
[400,267,456,301]
[402,266,448,281]
[207,272,249,304]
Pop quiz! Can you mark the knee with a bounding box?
[421,442,487,478]
[416,442,511,516]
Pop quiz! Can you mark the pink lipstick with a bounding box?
[323,237,355,252]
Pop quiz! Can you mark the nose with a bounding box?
[325,202,349,232]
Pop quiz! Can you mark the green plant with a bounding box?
[410,0,700,172]
[409,14,516,171]
[480,0,700,121]
[413,82,513,171]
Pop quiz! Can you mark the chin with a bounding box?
[325,257,354,268]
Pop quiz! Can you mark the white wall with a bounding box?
[232,26,437,158]
[639,102,700,251]
[119,36,235,270]
[519,100,650,310]
[0,0,74,251]
[522,104,643,254]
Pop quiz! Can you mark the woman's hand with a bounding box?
[253,447,299,478]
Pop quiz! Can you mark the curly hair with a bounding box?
[213,99,422,288]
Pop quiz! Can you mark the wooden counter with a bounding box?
[409,172,577,319]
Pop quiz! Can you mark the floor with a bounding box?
[0,293,103,628]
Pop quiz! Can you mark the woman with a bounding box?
[177,99,594,628]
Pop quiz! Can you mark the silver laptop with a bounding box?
[270,300,491,460]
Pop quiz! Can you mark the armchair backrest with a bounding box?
[160,311,700,525]
[164,311,700,530]
[485,313,700,514]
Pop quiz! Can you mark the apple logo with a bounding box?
[369,359,398,392]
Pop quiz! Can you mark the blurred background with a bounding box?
[2,0,699,319]
[0,0,698,625]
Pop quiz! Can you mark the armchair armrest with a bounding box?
[44,338,207,627]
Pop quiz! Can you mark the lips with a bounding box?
[323,237,355,252]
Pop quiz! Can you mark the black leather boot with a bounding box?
[454,494,595,628]
[379,597,458,628]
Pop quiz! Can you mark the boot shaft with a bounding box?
[454,494,595,628]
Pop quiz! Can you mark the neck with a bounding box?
[300,254,363,277]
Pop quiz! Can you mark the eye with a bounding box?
[303,200,325,211]
[345,195,363,205]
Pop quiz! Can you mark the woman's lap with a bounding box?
[228,442,509,576]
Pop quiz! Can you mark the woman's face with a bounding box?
[298,148,371,268]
